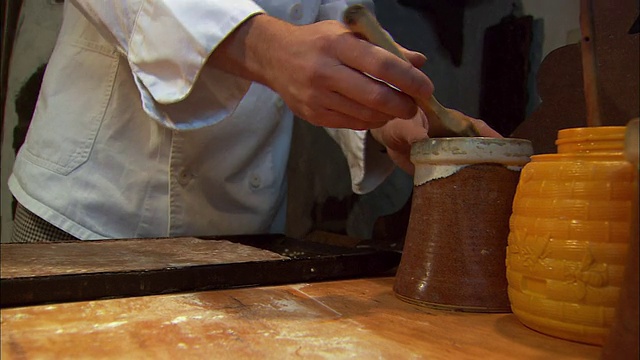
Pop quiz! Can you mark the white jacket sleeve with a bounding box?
[68,0,264,129]
[323,129,396,195]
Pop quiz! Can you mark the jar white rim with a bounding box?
[411,137,533,166]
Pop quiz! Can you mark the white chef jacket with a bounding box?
[8,0,395,240]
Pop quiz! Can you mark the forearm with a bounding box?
[206,14,292,90]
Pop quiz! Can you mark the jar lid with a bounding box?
[556,126,626,154]
[557,126,626,141]
[410,137,533,166]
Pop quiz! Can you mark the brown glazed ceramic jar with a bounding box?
[394,137,533,312]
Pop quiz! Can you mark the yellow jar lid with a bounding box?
[556,126,626,154]
[531,152,625,162]
[557,126,626,141]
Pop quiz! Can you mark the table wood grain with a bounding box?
[1,277,601,359]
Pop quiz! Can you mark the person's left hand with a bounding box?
[370,110,503,175]
[369,110,428,175]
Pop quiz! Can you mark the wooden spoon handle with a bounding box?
[343,6,408,61]
[343,5,480,137]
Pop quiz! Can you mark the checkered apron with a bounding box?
[10,203,77,242]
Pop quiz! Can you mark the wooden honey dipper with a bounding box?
[343,5,481,137]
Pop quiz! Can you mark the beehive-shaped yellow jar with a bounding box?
[506,126,634,345]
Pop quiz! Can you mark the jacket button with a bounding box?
[289,3,303,21]
[249,174,262,189]
[275,97,285,110]
[177,169,192,186]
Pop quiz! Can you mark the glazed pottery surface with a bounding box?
[507,126,634,345]
[395,137,533,312]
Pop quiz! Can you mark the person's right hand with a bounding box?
[209,14,433,130]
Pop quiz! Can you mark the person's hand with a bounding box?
[370,110,429,174]
[470,116,503,138]
[209,15,433,130]
[371,110,503,175]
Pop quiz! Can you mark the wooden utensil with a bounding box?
[579,0,602,127]
[343,5,481,137]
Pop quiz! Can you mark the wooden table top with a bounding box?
[1,277,601,359]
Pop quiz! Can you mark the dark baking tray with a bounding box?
[0,234,400,308]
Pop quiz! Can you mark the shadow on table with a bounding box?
[493,314,602,358]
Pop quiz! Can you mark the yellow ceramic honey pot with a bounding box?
[506,125,635,345]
